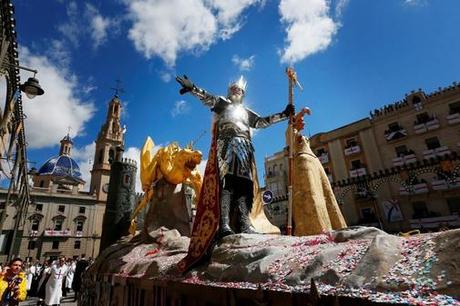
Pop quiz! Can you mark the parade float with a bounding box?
[82,70,460,306]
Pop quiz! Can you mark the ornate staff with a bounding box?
[286,67,303,235]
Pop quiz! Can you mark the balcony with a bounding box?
[318,153,329,164]
[410,215,460,229]
[400,183,429,195]
[392,153,417,167]
[446,112,460,125]
[414,118,440,134]
[344,145,361,156]
[75,231,83,237]
[349,167,367,178]
[44,229,72,237]
[384,127,407,141]
[431,177,460,191]
[29,230,39,237]
[423,146,451,159]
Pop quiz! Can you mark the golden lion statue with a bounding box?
[129,137,203,234]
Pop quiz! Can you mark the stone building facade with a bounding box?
[264,82,460,233]
[0,94,125,262]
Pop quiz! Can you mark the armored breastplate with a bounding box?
[215,104,254,181]
[216,104,251,139]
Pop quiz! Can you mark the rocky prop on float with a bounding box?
[83,226,459,305]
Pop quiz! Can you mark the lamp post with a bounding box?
[2,63,45,99]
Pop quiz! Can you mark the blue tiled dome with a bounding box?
[38,155,83,180]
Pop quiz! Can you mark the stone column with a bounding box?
[99,158,137,251]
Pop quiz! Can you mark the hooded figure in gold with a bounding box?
[288,108,347,236]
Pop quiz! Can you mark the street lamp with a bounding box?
[9,64,45,99]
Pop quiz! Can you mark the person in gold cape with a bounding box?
[176,75,292,271]
[288,108,347,236]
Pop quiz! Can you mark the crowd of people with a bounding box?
[0,256,92,306]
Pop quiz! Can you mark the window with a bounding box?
[351,160,362,170]
[0,202,5,210]
[58,205,65,213]
[35,204,43,211]
[412,96,421,105]
[76,221,84,232]
[316,148,326,156]
[425,137,441,150]
[346,138,357,148]
[31,219,40,231]
[412,201,428,219]
[108,149,115,164]
[447,197,460,215]
[98,149,104,164]
[54,219,63,231]
[39,180,44,188]
[388,122,401,132]
[395,145,408,157]
[416,112,430,124]
[449,101,460,115]
[52,241,59,249]
[28,241,36,250]
[74,240,81,249]
[79,207,86,214]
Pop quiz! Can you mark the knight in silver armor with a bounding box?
[176,75,294,237]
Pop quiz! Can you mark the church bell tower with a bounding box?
[90,94,125,203]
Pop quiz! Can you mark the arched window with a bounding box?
[31,219,40,231]
[412,96,421,105]
[54,219,63,231]
[108,148,115,164]
[98,149,104,164]
[76,220,84,231]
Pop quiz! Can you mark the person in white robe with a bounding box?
[63,259,75,296]
[25,262,36,291]
[45,257,68,306]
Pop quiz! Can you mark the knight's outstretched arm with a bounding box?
[176,75,219,108]
[250,104,295,129]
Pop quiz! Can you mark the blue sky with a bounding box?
[9,0,460,190]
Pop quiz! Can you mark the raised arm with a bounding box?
[176,75,219,108]
[249,104,295,129]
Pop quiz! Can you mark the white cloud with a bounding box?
[58,1,80,47]
[57,2,114,50]
[124,0,263,67]
[72,142,95,190]
[403,0,427,6]
[159,71,173,83]
[171,100,190,117]
[196,159,207,178]
[206,0,265,39]
[334,0,349,18]
[20,47,95,149]
[232,55,255,71]
[85,3,112,48]
[279,0,338,64]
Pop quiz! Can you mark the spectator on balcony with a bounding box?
[0,258,27,306]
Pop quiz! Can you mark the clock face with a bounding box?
[102,183,110,193]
